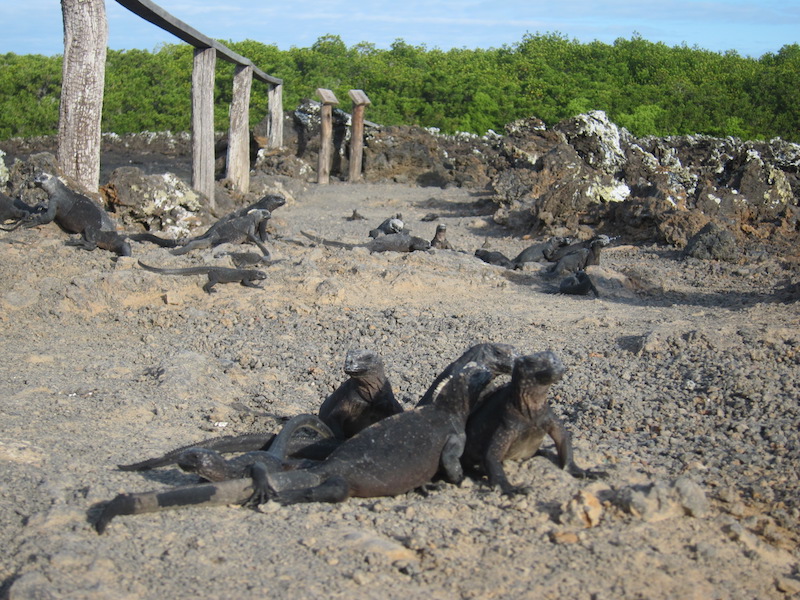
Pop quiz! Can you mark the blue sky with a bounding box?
[2,0,798,58]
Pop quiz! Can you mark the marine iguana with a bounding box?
[417,343,518,406]
[462,351,605,495]
[226,194,286,242]
[475,237,574,270]
[0,191,36,229]
[547,235,611,263]
[547,236,611,276]
[169,209,272,255]
[19,173,132,256]
[511,236,573,268]
[301,230,430,253]
[369,214,405,238]
[318,348,403,439]
[474,248,514,269]
[130,195,285,250]
[430,223,455,250]
[559,271,600,297]
[131,209,272,255]
[95,363,494,531]
[173,414,336,482]
[137,260,266,293]
[116,348,401,471]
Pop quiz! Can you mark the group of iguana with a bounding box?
[95,343,604,532]
[2,171,609,296]
[475,234,613,297]
[301,211,608,297]
[1,172,285,292]
[1,173,607,532]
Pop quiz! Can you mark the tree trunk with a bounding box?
[59,0,108,194]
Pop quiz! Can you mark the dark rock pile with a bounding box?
[251,106,798,255]
[2,106,798,258]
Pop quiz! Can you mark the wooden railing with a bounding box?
[114,0,284,207]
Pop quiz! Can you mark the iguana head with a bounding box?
[343,349,383,377]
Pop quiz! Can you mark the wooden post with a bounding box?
[348,90,371,182]
[226,64,253,193]
[192,47,216,207]
[316,88,339,185]
[268,83,284,149]
[58,0,108,194]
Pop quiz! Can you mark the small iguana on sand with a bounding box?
[95,363,495,532]
[21,173,132,256]
[462,351,605,495]
[474,248,514,269]
[430,223,455,250]
[137,260,266,293]
[116,349,401,472]
[301,230,430,253]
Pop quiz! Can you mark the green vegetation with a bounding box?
[1,33,798,142]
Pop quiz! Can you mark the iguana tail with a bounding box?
[127,232,183,248]
[267,414,335,460]
[95,477,254,533]
[300,231,354,249]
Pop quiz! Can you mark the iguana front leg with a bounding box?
[483,427,522,495]
[547,419,606,479]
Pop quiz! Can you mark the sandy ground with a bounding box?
[1,180,799,599]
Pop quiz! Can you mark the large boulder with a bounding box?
[683,222,742,262]
[101,166,204,237]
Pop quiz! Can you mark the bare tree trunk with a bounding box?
[59,0,107,194]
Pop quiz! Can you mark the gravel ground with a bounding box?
[1,180,799,599]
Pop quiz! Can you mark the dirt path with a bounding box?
[1,181,799,599]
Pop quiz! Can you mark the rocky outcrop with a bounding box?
[488,111,799,253]
[2,107,798,255]
[256,106,798,254]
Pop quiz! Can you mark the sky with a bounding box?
[1,0,798,59]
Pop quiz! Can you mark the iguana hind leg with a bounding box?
[266,475,350,505]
